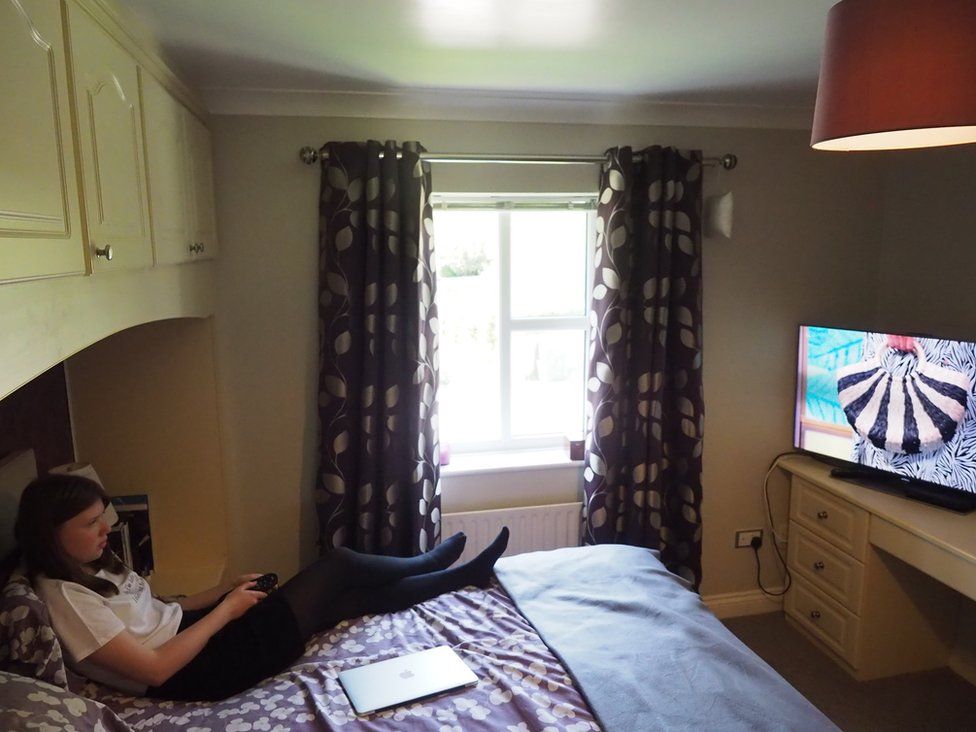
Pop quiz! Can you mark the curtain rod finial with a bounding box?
[300,147,320,165]
[720,153,737,170]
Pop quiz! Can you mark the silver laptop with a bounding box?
[338,645,478,715]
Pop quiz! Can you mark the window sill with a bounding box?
[440,448,582,477]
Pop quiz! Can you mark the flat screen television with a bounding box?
[794,325,976,512]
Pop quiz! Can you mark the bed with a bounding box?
[1,452,836,731]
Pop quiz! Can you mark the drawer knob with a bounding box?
[816,510,829,520]
[810,610,822,620]
[94,244,113,261]
[813,561,825,571]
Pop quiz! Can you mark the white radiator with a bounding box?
[442,502,582,562]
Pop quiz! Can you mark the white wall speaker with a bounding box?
[704,191,734,239]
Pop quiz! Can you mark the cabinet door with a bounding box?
[66,2,152,272]
[140,69,192,265]
[184,110,218,260]
[0,0,86,283]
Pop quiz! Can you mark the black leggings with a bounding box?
[277,539,483,639]
[149,534,497,701]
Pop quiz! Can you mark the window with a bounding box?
[433,195,595,453]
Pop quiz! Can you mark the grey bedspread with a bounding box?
[495,544,838,732]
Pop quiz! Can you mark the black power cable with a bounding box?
[754,451,802,597]
[752,537,790,597]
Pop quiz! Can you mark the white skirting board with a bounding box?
[702,588,785,619]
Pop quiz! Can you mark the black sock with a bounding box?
[279,530,515,639]
[306,527,512,632]
[458,527,509,588]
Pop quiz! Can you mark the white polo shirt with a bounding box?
[35,568,182,695]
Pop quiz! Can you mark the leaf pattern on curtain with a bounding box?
[316,140,441,557]
[582,146,704,588]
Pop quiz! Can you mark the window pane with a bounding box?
[511,330,585,437]
[434,211,501,444]
[510,211,588,318]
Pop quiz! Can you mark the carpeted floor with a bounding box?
[724,613,976,732]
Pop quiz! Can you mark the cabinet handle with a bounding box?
[810,610,821,620]
[94,244,113,261]
[813,561,825,571]
[816,510,829,520]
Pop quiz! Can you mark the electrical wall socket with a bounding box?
[734,529,763,548]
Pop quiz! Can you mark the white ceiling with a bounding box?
[122,0,836,111]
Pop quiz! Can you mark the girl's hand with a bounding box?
[231,573,263,590]
[216,582,266,621]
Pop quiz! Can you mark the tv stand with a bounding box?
[779,455,976,681]
[827,467,976,513]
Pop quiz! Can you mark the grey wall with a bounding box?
[209,114,884,596]
[873,143,976,677]
[874,145,976,339]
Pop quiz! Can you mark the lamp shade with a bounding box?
[811,0,976,151]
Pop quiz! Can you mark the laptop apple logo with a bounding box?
[399,669,415,680]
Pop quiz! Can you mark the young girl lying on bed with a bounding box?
[13,473,508,701]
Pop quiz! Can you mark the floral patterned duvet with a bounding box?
[76,582,601,731]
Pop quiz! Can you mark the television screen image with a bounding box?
[794,325,976,497]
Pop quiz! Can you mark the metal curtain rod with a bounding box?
[298,147,738,170]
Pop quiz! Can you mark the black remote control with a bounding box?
[253,573,278,592]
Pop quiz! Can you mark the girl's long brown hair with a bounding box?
[14,473,125,596]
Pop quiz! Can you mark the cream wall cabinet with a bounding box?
[140,70,192,264]
[184,110,218,260]
[140,70,218,264]
[65,1,152,273]
[0,0,86,283]
[2,0,216,282]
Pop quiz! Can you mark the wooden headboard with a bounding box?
[0,364,74,473]
[0,450,37,563]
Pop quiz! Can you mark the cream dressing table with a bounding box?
[779,454,976,680]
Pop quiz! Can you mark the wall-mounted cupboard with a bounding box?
[0,0,218,284]
[184,109,218,261]
[65,0,153,273]
[0,0,86,283]
[141,72,218,264]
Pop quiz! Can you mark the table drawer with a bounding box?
[791,476,869,560]
[786,576,860,665]
[788,520,865,611]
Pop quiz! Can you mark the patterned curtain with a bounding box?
[582,146,705,588]
[316,140,441,557]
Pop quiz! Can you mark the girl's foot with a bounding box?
[463,527,509,588]
[423,532,466,572]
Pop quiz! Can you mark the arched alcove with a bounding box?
[66,316,228,595]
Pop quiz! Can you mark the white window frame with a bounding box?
[432,193,597,453]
